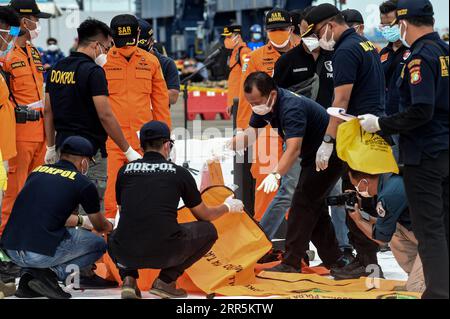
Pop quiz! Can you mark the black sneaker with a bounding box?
[333,263,385,281]
[331,257,361,277]
[257,249,284,264]
[73,266,118,290]
[265,263,302,274]
[0,261,21,284]
[15,272,43,299]
[27,269,72,300]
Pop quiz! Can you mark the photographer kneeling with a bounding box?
[0,136,113,299]
[108,121,244,300]
[333,169,425,293]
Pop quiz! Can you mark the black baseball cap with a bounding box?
[110,14,140,48]
[140,121,171,146]
[222,25,242,37]
[9,0,52,19]
[60,136,95,158]
[265,8,292,30]
[342,9,364,25]
[301,3,341,37]
[137,18,153,41]
[397,0,434,20]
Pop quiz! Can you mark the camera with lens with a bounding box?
[327,191,359,211]
[15,106,41,124]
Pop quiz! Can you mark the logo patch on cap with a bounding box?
[397,9,408,16]
[118,26,132,36]
[268,12,287,23]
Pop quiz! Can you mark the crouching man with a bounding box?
[0,137,113,299]
[108,121,244,299]
[336,169,425,293]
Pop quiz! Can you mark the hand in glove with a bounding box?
[124,146,142,162]
[315,142,334,172]
[224,196,244,213]
[257,173,280,194]
[45,145,59,164]
[358,114,381,133]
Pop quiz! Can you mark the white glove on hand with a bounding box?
[224,196,244,213]
[257,173,280,194]
[124,146,142,162]
[45,145,59,164]
[80,216,93,231]
[358,114,381,133]
[316,142,334,172]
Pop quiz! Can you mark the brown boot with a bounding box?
[121,277,141,300]
[0,279,16,298]
[150,278,187,299]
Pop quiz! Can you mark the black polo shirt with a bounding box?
[333,28,385,116]
[1,160,100,256]
[384,33,449,166]
[273,45,335,108]
[46,52,109,156]
[380,43,410,116]
[249,88,329,166]
[111,152,202,260]
[153,49,180,91]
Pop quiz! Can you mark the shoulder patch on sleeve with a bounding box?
[409,66,422,85]
[381,53,389,63]
[376,201,386,218]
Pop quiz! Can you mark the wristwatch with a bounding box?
[272,172,282,181]
[323,134,336,144]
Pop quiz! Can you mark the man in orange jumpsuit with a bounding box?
[104,15,171,220]
[236,9,296,221]
[0,7,21,227]
[0,0,51,234]
[222,25,251,114]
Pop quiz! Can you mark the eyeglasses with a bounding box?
[88,40,111,53]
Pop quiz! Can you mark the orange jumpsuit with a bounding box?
[1,42,46,234]
[237,43,284,221]
[227,43,251,108]
[0,74,16,162]
[104,47,171,219]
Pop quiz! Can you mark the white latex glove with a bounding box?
[358,114,381,133]
[124,146,142,162]
[45,145,59,164]
[224,196,244,213]
[257,173,280,194]
[80,216,93,231]
[316,142,334,172]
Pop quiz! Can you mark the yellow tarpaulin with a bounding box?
[98,186,420,299]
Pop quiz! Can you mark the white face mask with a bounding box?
[94,44,107,67]
[319,24,336,51]
[48,44,59,52]
[252,94,274,116]
[302,36,320,52]
[399,21,411,48]
[81,159,89,176]
[355,179,372,198]
[24,19,41,40]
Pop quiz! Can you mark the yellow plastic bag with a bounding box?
[0,151,7,191]
[337,119,399,175]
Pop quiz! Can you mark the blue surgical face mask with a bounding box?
[0,26,20,57]
[399,21,411,48]
[380,25,401,43]
[253,33,262,41]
